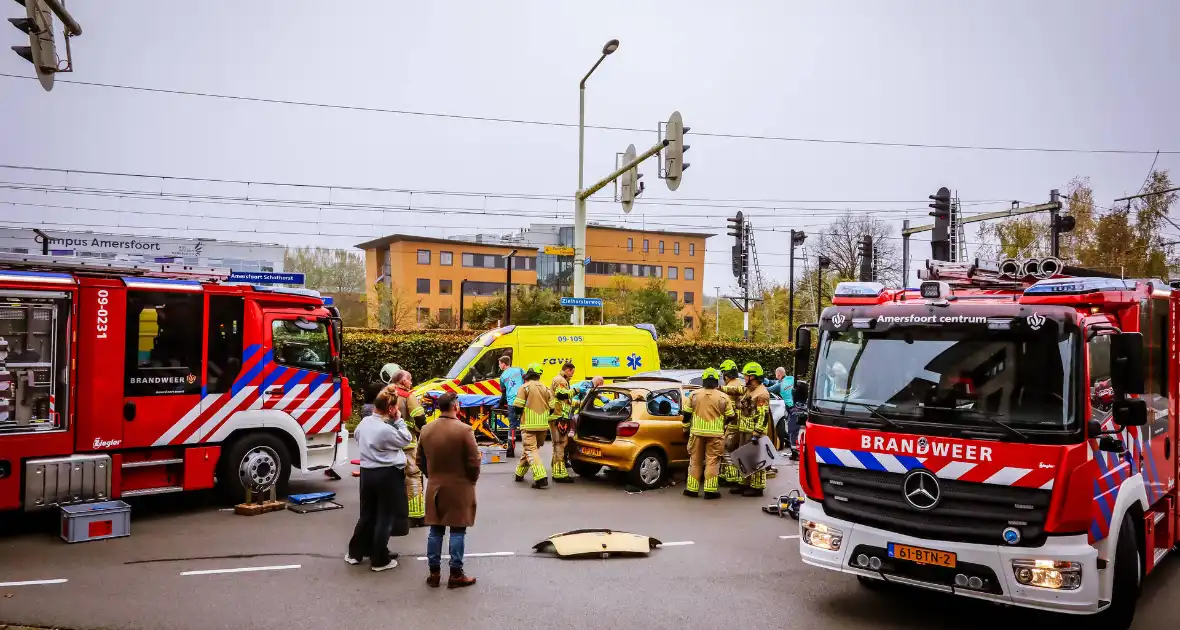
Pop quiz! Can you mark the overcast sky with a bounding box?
[2,1,1178,290]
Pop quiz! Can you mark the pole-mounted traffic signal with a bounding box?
[619,144,644,214]
[929,186,952,262]
[663,111,690,191]
[728,211,745,282]
[10,0,56,90]
[857,235,874,282]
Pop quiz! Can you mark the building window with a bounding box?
[684,291,695,304]
[417,249,431,265]
[668,290,678,301]
[668,266,678,280]
[439,308,454,325]
[462,281,507,296]
[627,238,633,252]
[674,242,680,255]
[416,278,430,294]
[656,266,662,278]
[417,307,431,324]
[462,253,475,267]
[685,267,695,281]
[440,279,453,295]
[659,240,665,254]
[689,243,695,256]
[643,239,649,253]
[440,251,453,266]
[684,316,694,329]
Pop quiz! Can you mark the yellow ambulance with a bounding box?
[415,324,662,399]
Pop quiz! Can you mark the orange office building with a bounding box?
[356,223,711,331]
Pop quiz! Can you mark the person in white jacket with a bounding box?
[346,384,413,571]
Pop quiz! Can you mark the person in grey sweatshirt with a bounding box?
[346,385,413,571]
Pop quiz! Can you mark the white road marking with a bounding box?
[657,541,695,547]
[780,535,800,540]
[181,564,301,576]
[0,578,68,587]
[415,551,515,560]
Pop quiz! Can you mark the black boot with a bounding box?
[683,489,699,498]
[554,476,574,484]
[532,477,549,489]
[703,492,722,500]
[409,517,425,528]
[514,474,525,483]
[729,486,746,495]
[743,488,765,498]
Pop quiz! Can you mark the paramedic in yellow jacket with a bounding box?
[512,364,552,489]
[393,369,428,525]
[548,362,576,484]
[681,368,734,500]
[728,362,772,497]
[718,359,743,484]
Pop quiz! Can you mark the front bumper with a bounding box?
[797,502,1100,615]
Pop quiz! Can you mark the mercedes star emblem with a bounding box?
[902,469,941,511]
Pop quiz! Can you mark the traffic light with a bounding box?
[10,0,56,91]
[663,110,690,191]
[619,144,644,214]
[857,235,874,282]
[728,211,746,281]
[929,186,952,262]
[791,230,806,248]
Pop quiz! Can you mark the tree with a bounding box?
[283,247,364,295]
[595,276,686,337]
[815,211,902,286]
[374,282,417,330]
[980,172,1177,278]
[465,286,570,329]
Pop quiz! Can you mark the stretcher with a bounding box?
[422,391,511,447]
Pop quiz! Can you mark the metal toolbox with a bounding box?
[60,500,131,543]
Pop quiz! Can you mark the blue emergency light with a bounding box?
[833,282,885,298]
[1024,277,1135,296]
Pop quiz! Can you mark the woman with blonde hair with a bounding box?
[346,384,412,571]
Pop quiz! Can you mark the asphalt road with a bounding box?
[1,444,1178,630]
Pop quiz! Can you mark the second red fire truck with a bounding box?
[0,254,351,513]
[794,258,1178,628]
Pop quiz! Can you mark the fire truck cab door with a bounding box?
[120,282,206,449]
[260,312,340,436]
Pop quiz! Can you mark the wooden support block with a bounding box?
[234,500,287,516]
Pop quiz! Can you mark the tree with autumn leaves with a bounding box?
[979,171,1178,278]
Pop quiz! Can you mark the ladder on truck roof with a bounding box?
[0,252,231,282]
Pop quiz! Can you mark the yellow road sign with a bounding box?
[544,246,575,256]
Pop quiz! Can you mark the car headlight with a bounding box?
[801,519,843,551]
[1011,559,1083,590]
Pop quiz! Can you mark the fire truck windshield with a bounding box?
[812,327,1077,437]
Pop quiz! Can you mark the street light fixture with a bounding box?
[573,38,620,325]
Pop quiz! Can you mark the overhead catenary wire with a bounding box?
[0,74,1175,156]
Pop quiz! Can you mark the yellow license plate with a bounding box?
[888,543,956,568]
[579,446,602,457]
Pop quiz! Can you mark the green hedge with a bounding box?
[342,328,794,403]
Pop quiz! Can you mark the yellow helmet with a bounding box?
[702,367,722,381]
[720,359,738,372]
[742,362,764,377]
[526,363,544,376]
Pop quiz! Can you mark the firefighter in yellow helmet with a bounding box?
[718,359,743,484]
[393,369,428,526]
[512,363,552,489]
[729,362,772,497]
[682,367,734,499]
[548,361,576,484]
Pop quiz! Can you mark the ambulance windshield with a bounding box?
[446,345,485,380]
[812,328,1076,433]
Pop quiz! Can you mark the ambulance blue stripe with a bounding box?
[813,447,840,466]
[853,450,887,472]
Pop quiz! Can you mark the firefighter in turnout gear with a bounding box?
[728,362,772,497]
[394,370,428,525]
[512,364,552,489]
[718,359,743,484]
[548,362,576,483]
[682,368,734,500]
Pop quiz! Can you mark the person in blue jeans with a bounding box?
[417,392,480,588]
[498,356,524,455]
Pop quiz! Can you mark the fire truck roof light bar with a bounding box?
[248,285,322,299]
[1024,277,1137,296]
[0,269,76,284]
[0,252,231,281]
[121,277,204,292]
[833,282,886,298]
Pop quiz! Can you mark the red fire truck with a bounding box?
[793,258,1178,628]
[0,254,350,513]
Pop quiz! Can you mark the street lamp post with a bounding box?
[504,249,518,325]
[573,38,620,326]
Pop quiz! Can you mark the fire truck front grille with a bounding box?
[819,465,1052,547]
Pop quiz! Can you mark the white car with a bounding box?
[630,369,790,448]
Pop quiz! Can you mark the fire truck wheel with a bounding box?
[219,433,292,503]
[1089,513,1142,629]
